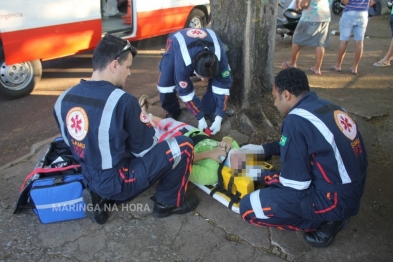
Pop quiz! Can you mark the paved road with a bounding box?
[0,37,168,168]
[0,5,343,168]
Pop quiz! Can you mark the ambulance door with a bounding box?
[130,0,163,40]
[0,0,101,99]
[101,0,135,37]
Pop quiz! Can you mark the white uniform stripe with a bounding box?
[250,190,268,219]
[35,197,83,210]
[206,28,221,61]
[157,85,176,93]
[166,137,181,169]
[174,32,192,66]
[54,88,72,147]
[132,137,158,158]
[289,108,351,184]
[179,91,196,102]
[279,176,311,190]
[212,85,230,95]
[99,89,125,169]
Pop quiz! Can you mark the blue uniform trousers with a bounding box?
[110,136,193,207]
[240,185,325,231]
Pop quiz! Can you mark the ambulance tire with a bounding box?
[185,9,207,28]
[0,47,42,100]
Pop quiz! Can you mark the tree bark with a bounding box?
[210,0,277,110]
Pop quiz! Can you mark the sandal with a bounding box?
[349,67,358,75]
[330,65,342,72]
[311,67,322,75]
[281,62,295,69]
[138,94,150,113]
[373,60,390,67]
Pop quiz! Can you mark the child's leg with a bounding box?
[138,94,163,127]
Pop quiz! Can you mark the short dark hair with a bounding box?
[92,34,137,71]
[274,67,310,96]
[193,50,219,78]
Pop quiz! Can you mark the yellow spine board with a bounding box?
[221,166,254,198]
[220,161,274,198]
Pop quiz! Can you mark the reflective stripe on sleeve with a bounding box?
[99,89,125,169]
[157,85,176,93]
[279,176,311,190]
[174,32,192,66]
[289,108,351,184]
[212,85,230,95]
[179,91,195,102]
[250,190,269,219]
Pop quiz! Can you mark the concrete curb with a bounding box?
[0,135,60,172]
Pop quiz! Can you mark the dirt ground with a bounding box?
[0,10,392,262]
[228,11,393,142]
[1,11,392,169]
[215,11,393,170]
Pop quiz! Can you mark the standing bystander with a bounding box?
[331,0,376,74]
[373,1,393,67]
[281,0,331,75]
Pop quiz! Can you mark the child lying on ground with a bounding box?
[139,95,268,185]
[139,94,238,185]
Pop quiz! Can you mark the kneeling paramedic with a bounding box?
[157,28,233,135]
[240,68,368,247]
[53,34,198,224]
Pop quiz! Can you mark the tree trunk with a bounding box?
[210,0,277,110]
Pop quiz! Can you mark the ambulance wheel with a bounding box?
[0,47,42,100]
[185,9,207,28]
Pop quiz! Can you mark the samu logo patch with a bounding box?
[179,81,188,88]
[66,107,89,141]
[279,135,287,146]
[334,110,357,140]
[221,70,230,78]
[186,29,207,38]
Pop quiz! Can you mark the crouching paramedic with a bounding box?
[239,68,368,247]
[53,34,198,224]
[157,28,233,135]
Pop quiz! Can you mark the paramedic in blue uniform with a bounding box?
[157,28,233,135]
[240,67,368,247]
[53,34,198,224]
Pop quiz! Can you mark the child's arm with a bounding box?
[194,148,227,163]
[218,136,234,153]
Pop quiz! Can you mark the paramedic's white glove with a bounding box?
[210,116,223,135]
[198,117,208,131]
[240,144,265,154]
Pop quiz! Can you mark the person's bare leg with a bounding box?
[313,46,325,74]
[334,40,348,71]
[351,40,363,73]
[380,38,393,63]
[282,43,301,68]
[139,94,162,126]
[150,115,163,126]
